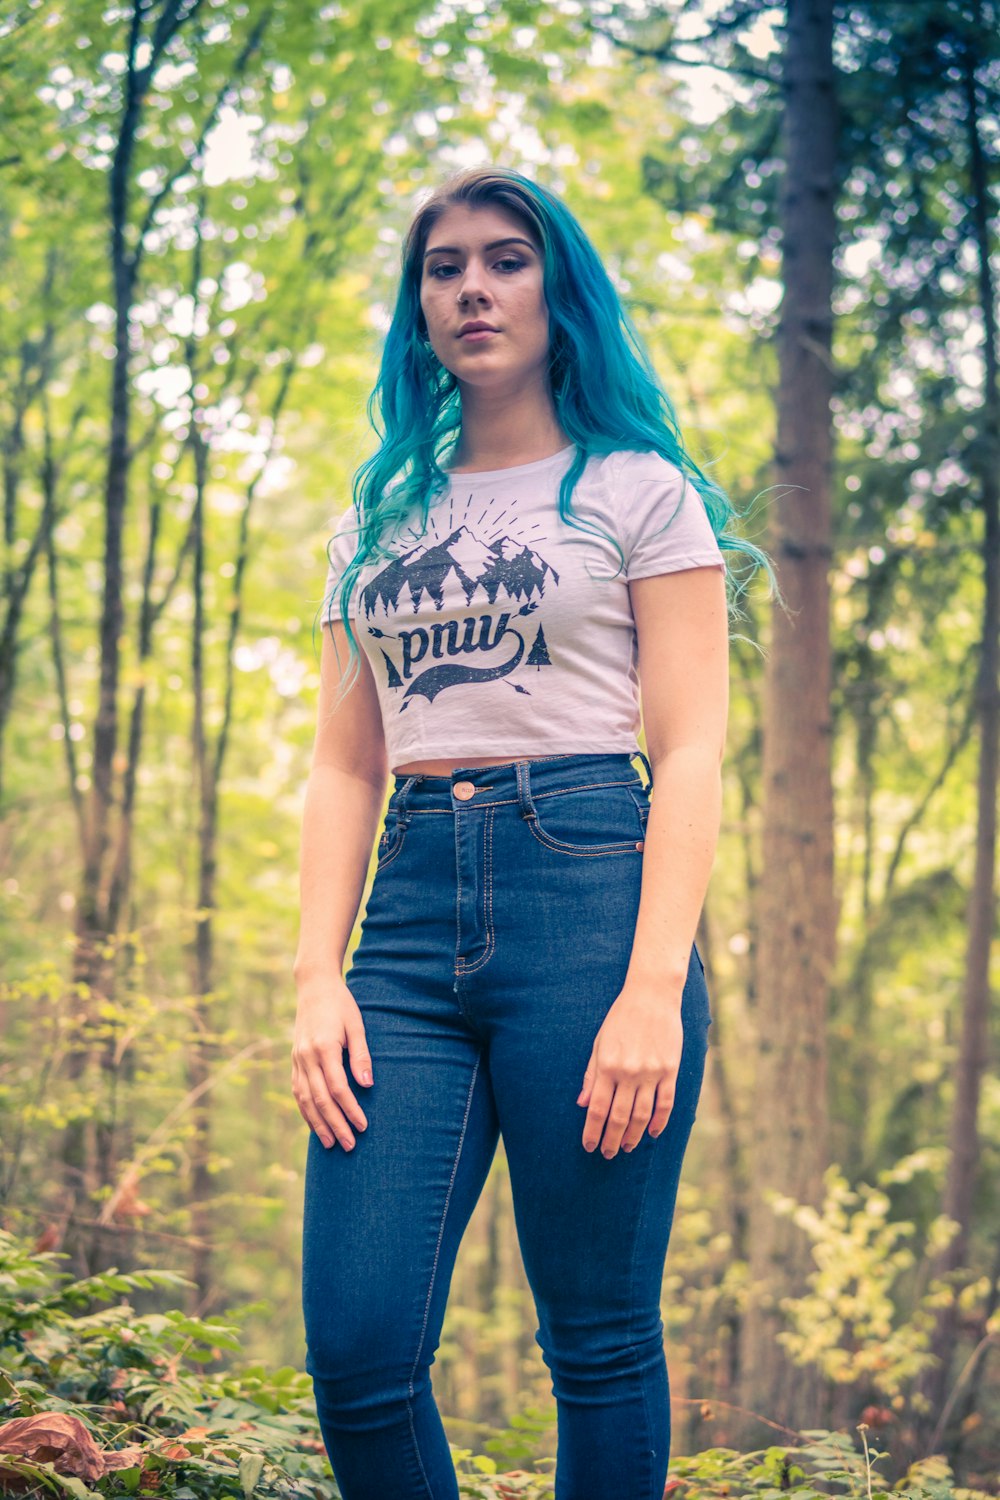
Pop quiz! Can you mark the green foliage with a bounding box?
[666,1428,994,1499]
[771,1157,969,1404]
[0,1230,332,1497]
[2,0,1000,1484]
[2,1230,989,1499]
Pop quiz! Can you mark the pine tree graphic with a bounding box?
[526,625,552,670]
[381,649,403,689]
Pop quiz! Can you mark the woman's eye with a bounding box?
[427,257,526,279]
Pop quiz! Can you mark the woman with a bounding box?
[293,165,759,1500]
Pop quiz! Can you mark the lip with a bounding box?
[458,323,499,338]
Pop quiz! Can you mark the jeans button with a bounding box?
[453,781,476,801]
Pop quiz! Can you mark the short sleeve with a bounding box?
[615,450,725,581]
[323,506,361,622]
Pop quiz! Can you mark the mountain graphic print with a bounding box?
[360,495,560,711]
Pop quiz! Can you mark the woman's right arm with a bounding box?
[291,622,389,1153]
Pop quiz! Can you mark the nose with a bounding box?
[456,256,490,305]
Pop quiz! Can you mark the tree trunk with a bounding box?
[740,0,838,1438]
[62,8,145,1271]
[917,13,1000,1449]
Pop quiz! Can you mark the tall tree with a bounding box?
[918,0,1000,1440]
[741,0,838,1432]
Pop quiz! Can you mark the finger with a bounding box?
[318,1047,371,1133]
[294,1092,337,1150]
[598,1083,639,1158]
[307,1062,364,1149]
[576,1056,596,1107]
[343,1015,375,1089]
[621,1084,657,1152]
[582,1078,616,1153]
[648,1078,676,1139]
[291,1062,332,1145]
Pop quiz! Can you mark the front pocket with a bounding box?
[375,811,407,869]
[526,781,648,858]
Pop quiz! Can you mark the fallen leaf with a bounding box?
[0,1412,104,1480]
[101,1444,146,1470]
[157,1442,192,1460]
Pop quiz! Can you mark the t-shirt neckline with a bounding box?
[446,444,576,482]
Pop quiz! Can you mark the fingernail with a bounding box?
[362,1070,373,1086]
[623,1144,634,1153]
[321,1135,333,1148]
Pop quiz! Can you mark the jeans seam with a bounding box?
[454,811,463,972]
[400,779,642,813]
[531,778,640,797]
[376,830,407,869]
[628,1143,659,1500]
[525,819,643,858]
[456,805,495,975]
[406,1054,482,1496]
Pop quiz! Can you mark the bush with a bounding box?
[0,1230,990,1499]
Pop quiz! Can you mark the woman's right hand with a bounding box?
[291,977,374,1151]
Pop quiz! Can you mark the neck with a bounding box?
[450,375,569,472]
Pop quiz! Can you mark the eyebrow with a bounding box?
[422,236,537,259]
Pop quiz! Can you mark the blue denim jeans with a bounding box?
[301,752,712,1500]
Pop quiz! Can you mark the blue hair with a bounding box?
[318,165,771,697]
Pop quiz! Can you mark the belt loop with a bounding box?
[514,759,537,821]
[631,749,654,791]
[395,774,420,829]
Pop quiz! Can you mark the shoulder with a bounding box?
[611,448,688,490]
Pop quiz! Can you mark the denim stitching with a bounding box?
[456,805,495,975]
[525,821,644,858]
[400,777,642,813]
[376,826,407,869]
[404,1403,434,1500]
[406,1053,482,1496]
[454,811,464,975]
[531,779,641,799]
[627,1135,660,1500]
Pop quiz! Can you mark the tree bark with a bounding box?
[740,0,838,1438]
[918,11,999,1447]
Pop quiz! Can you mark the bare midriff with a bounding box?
[392,754,553,776]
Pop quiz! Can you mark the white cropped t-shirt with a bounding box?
[321,445,725,767]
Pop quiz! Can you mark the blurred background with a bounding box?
[0,0,997,1490]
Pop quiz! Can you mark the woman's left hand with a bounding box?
[576,984,684,1158]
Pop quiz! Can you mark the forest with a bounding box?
[0,0,997,1496]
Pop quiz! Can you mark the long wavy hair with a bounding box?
[320,165,769,695]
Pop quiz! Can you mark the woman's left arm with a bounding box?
[576,564,729,1158]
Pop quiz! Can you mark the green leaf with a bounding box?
[239,1450,266,1495]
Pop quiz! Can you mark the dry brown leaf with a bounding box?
[0,1412,105,1480]
[31,1224,62,1255]
[496,1471,536,1498]
[156,1441,192,1460]
[101,1444,146,1470]
[860,1405,895,1428]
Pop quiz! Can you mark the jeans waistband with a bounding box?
[388,751,653,820]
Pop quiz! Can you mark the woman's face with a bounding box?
[418,202,550,394]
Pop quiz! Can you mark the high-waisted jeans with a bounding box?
[301,752,712,1500]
